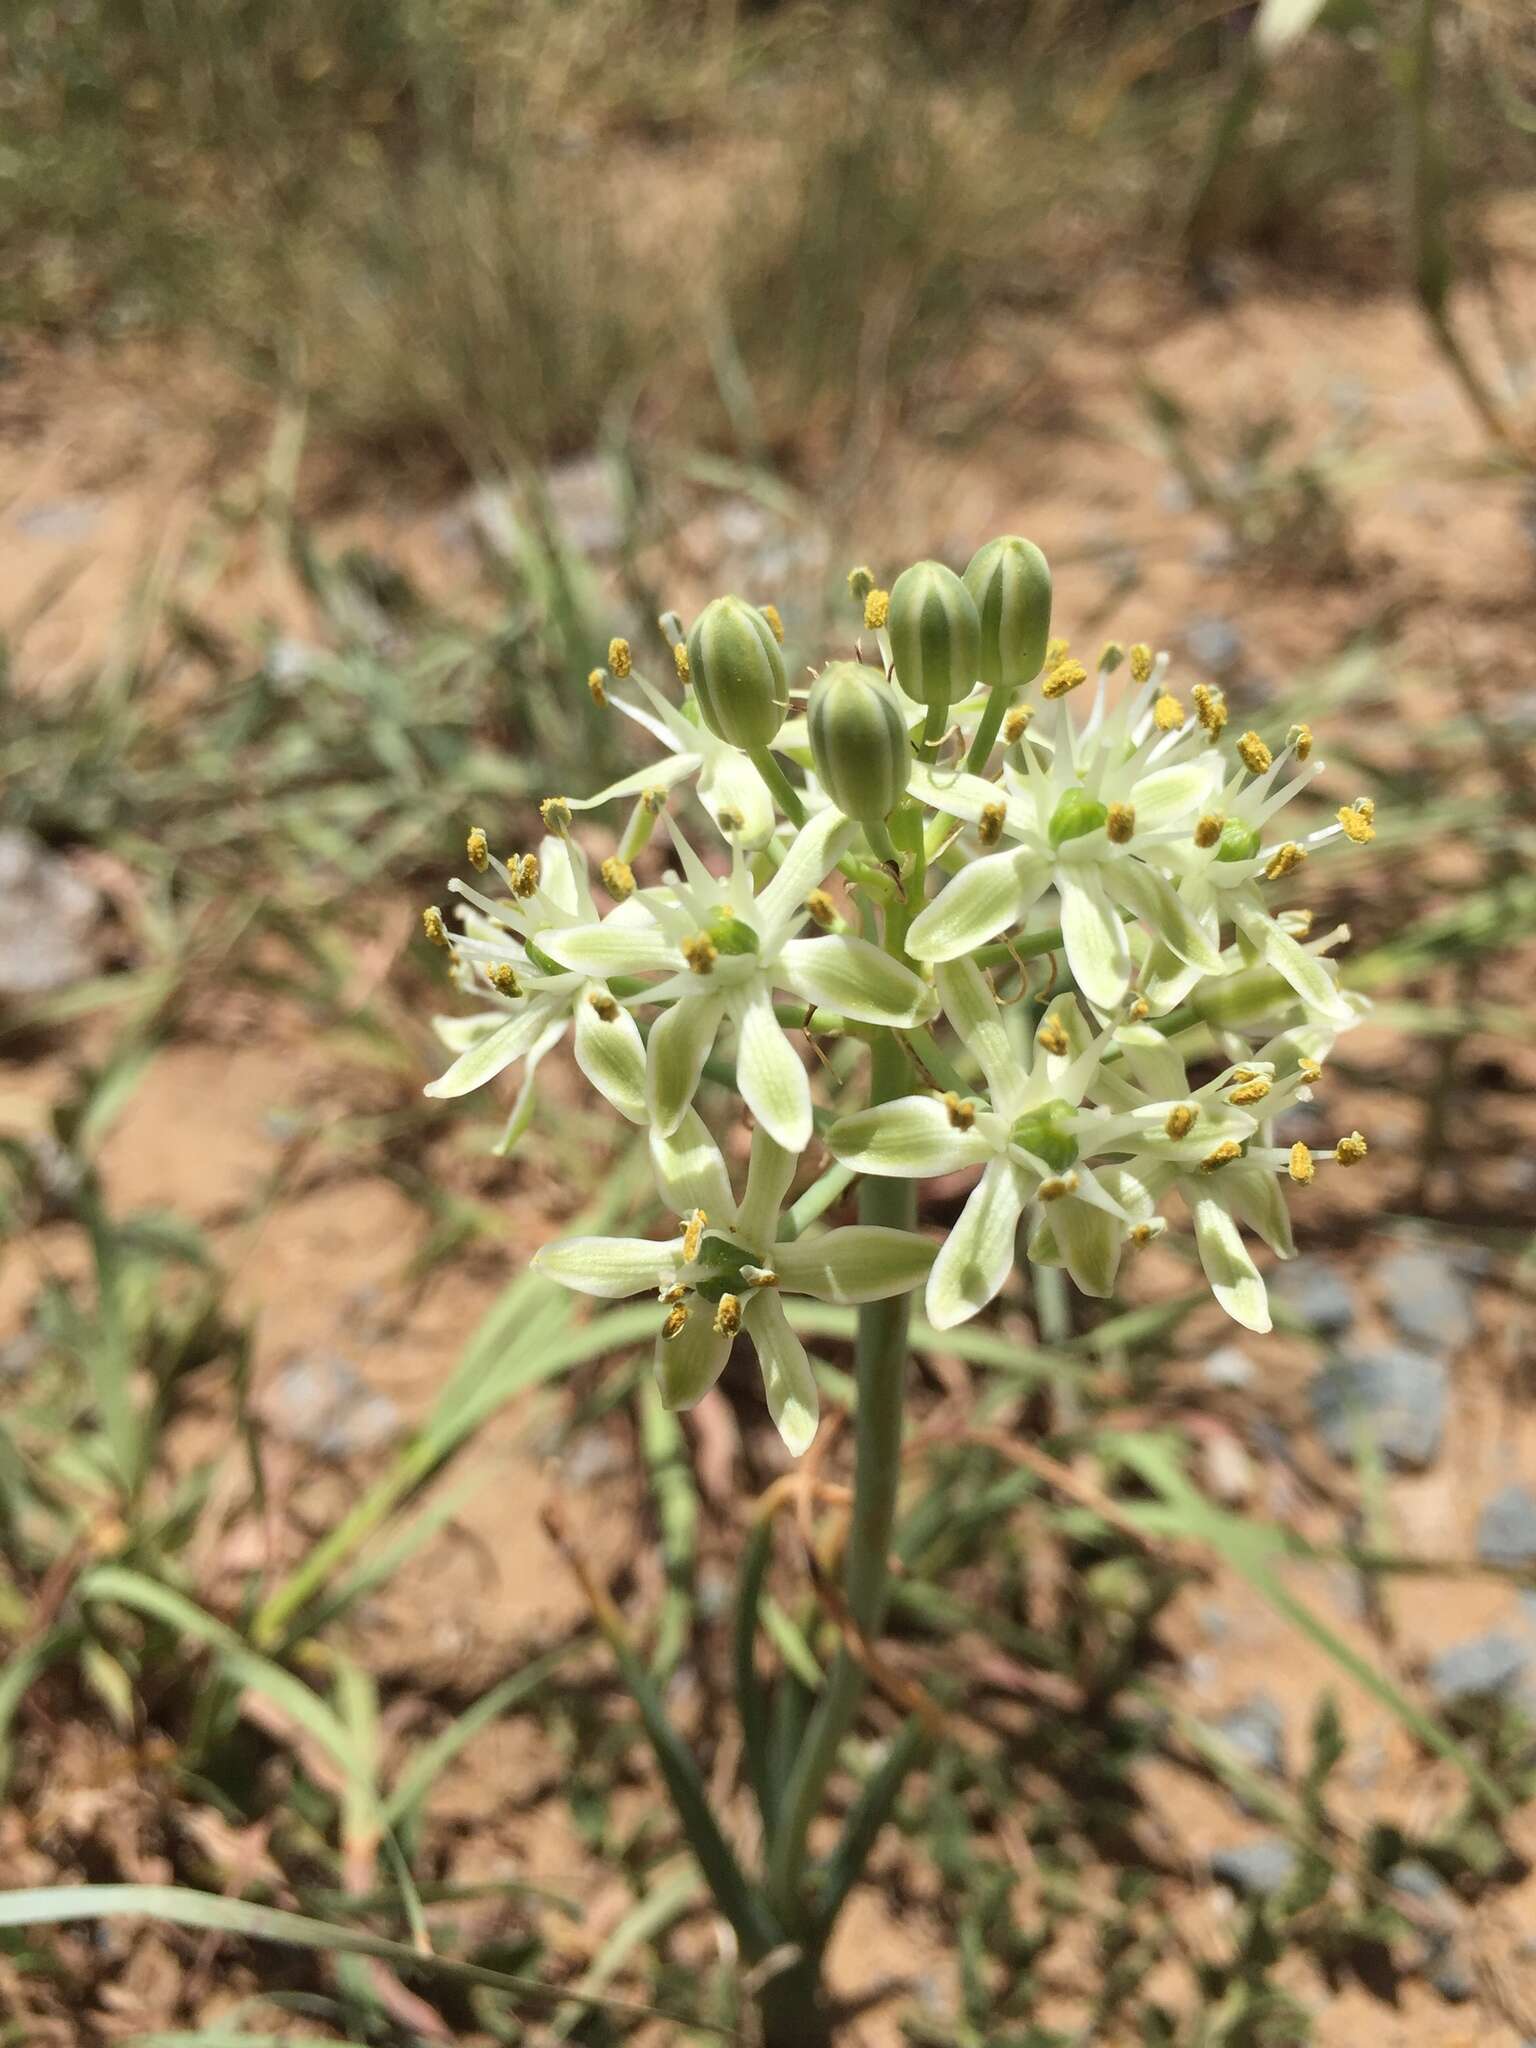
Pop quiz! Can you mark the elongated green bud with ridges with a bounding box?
[686,595,789,750]
[963,535,1052,689]
[887,559,980,715]
[807,661,911,827]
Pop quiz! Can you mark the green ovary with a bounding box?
[1216,819,1261,863]
[1047,787,1108,847]
[705,909,761,956]
[689,1232,763,1302]
[1010,1097,1079,1171]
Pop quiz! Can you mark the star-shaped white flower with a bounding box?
[567,670,779,850]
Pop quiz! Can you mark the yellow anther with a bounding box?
[1193,813,1225,849]
[1098,641,1125,674]
[1130,1220,1159,1246]
[847,565,876,602]
[863,587,890,631]
[713,1293,742,1338]
[466,826,490,871]
[600,856,635,901]
[1335,1130,1368,1165]
[1236,730,1273,776]
[1200,1139,1243,1173]
[943,1091,975,1131]
[805,888,839,929]
[1042,659,1088,700]
[1129,644,1154,685]
[1289,722,1313,761]
[1106,802,1135,844]
[586,990,621,1022]
[1153,692,1186,732]
[760,603,785,645]
[977,801,1007,848]
[1046,637,1070,668]
[662,1303,690,1341]
[716,806,745,832]
[1228,1078,1271,1107]
[681,1209,707,1263]
[642,787,666,815]
[513,852,541,898]
[673,642,691,683]
[1002,706,1034,744]
[1038,1172,1079,1202]
[1164,1104,1199,1140]
[1356,797,1376,822]
[1127,996,1150,1020]
[422,905,449,949]
[1231,1067,1258,1083]
[488,962,523,997]
[1192,683,1228,738]
[661,1282,687,1305]
[607,637,632,680]
[1264,841,1307,881]
[682,933,718,975]
[1036,1014,1070,1057]
[1337,802,1376,844]
[1289,1142,1316,1184]
[540,796,572,833]
[1298,1056,1323,1082]
[588,668,608,707]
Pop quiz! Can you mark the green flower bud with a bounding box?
[807,661,911,826]
[686,595,789,750]
[704,908,760,956]
[1216,819,1262,863]
[963,535,1052,689]
[1010,1097,1079,1173]
[1047,786,1108,847]
[690,1232,762,1303]
[887,559,980,713]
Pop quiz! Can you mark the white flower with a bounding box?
[538,806,938,1152]
[567,671,779,850]
[532,1114,935,1452]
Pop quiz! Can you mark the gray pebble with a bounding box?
[1478,1484,1536,1568]
[1210,1838,1298,1899]
[1203,1343,1256,1390]
[1426,1630,1529,1706]
[1213,1693,1287,1778]
[1186,616,1244,675]
[266,1354,402,1458]
[1309,1346,1448,1469]
[16,495,106,543]
[1375,1245,1476,1352]
[1272,1259,1356,1339]
[0,829,102,999]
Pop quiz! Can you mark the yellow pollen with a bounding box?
[1042,659,1088,700]
[682,933,718,975]
[1337,803,1376,844]
[1002,707,1033,744]
[673,642,691,683]
[661,1283,686,1305]
[716,806,745,832]
[466,826,489,871]
[600,856,635,901]
[760,603,785,645]
[1231,1067,1257,1083]
[713,1293,742,1338]
[1289,1142,1316,1184]
[1356,797,1376,822]
[1106,802,1135,844]
[1289,722,1313,761]
[1298,1056,1323,1082]
[607,637,632,680]
[642,787,666,815]
[422,905,449,949]
[1264,841,1307,881]
[588,668,608,707]
[746,1265,778,1289]
[514,853,541,898]
[1192,684,1228,738]
[540,796,572,833]
[488,962,523,996]
[662,1303,690,1341]
[1129,644,1154,685]
[681,1209,707,1262]
[1228,1078,1271,1106]
[1236,730,1273,775]
[586,990,621,1022]
[1200,1139,1243,1173]
[978,801,1007,848]
[1036,1014,1070,1057]
[863,587,890,631]
[1153,692,1186,732]
[1193,812,1225,849]
[805,888,839,929]
[1098,641,1125,674]
[1045,637,1070,668]
[1130,1220,1158,1246]
[1164,1104,1199,1140]
[943,1091,975,1131]
[1335,1130,1368,1165]
[1127,996,1149,1020]
[1038,1172,1079,1202]
[847,565,875,602]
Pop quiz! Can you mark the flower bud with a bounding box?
[963,536,1052,689]
[887,560,980,713]
[686,595,789,750]
[807,661,910,826]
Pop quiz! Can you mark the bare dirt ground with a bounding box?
[3,212,1536,2043]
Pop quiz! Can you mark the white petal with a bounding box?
[532,1234,680,1298]
[566,753,699,810]
[1112,1020,1189,1101]
[647,994,726,1135]
[906,849,1051,964]
[1190,1188,1272,1333]
[1231,898,1352,1024]
[755,807,857,938]
[649,1107,735,1221]
[907,761,1027,830]
[735,1125,798,1247]
[433,1009,517,1052]
[744,1293,819,1455]
[423,999,565,1099]
[1102,859,1222,971]
[1056,866,1132,1013]
[1127,758,1221,828]
[733,988,813,1153]
[572,984,649,1123]
[776,1226,935,1304]
[656,1314,732,1412]
[698,747,776,851]
[778,935,937,1028]
[1043,1195,1124,1298]
[925,1156,1030,1330]
[492,1015,567,1156]
[934,958,1027,1110]
[828,1095,992,1177]
[541,919,677,977]
[1220,1163,1296,1260]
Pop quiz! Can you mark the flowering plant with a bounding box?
[424,540,1374,2043]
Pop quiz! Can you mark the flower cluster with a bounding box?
[425,542,1375,1452]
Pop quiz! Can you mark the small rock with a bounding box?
[0,829,102,999]
[1272,1259,1356,1339]
[1389,1858,1449,1907]
[1200,1432,1256,1506]
[1213,1693,1287,1778]
[264,638,321,687]
[1309,1346,1447,1469]
[0,1330,45,1381]
[1203,1343,1256,1390]
[561,1428,627,1487]
[16,495,106,543]
[1426,1630,1529,1707]
[1186,616,1244,676]
[266,1355,402,1458]
[1210,1838,1298,1899]
[1478,1485,1536,1568]
[1375,1245,1476,1352]
[1427,1946,1477,2003]
[544,454,624,557]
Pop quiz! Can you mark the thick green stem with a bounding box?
[965,683,1015,772]
[748,745,806,827]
